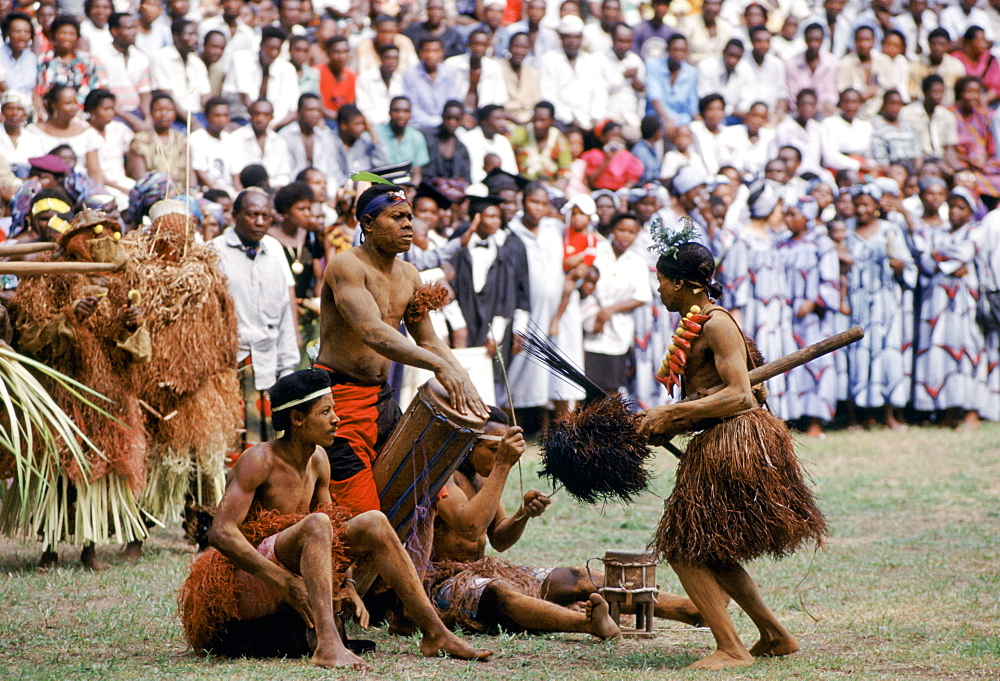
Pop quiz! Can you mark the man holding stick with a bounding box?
[315,182,489,516]
[638,235,827,671]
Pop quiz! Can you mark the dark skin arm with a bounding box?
[639,312,756,439]
[207,448,318,627]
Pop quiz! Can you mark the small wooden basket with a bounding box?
[598,549,658,638]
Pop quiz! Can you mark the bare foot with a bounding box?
[804,421,824,438]
[38,550,59,571]
[310,645,373,671]
[419,630,492,660]
[686,649,755,671]
[80,545,109,571]
[958,411,981,430]
[749,633,799,657]
[585,593,622,639]
[120,541,143,561]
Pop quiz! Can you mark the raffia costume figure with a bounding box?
[639,228,826,671]
[7,209,150,568]
[123,201,242,539]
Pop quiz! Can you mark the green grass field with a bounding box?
[1,424,999,680]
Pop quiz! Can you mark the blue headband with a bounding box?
[358,189,408,223]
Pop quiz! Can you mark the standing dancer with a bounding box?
[639,233,826,671]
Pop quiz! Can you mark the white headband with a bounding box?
[272,387,331,413]
[477,434,504,441]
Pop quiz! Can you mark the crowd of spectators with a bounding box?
[1,0,999,435]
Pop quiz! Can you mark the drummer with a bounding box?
[315,183,490,516]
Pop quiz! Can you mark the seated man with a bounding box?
[179,369,491,670]
[426,408,701,636]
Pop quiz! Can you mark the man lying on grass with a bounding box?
[414,407,701,638]
[178,369,491,670]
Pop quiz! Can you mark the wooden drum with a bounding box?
[374,378,485,539]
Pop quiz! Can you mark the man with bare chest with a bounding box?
[180,369,491,670]
[316,183,489,515]
[426,408,700,638]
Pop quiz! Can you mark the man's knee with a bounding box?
[352,509,394,539]
[301,512,333,540]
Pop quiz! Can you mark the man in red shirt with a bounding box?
[319,35,356,120]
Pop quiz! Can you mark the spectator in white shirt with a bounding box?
[689,93,729,174]
[198,0,258,69]
[836,25,899,120]
[898,73,960,169]
[821,87,873,172]
[445,29,508,109]
[775,88,826,175]
[457,104,519,184]
[209,189,299,442]
[80,0,114,62]
[582,0,620,55]
[280,94,342,187]
[745,26,788,120]
[771,14,805,61]
[222,25,299,125]
[135,0,172,56]
[98,13,152,131]
[355,44,404,127]
[697,38,754,120]
[894,0,938,59]
[190,96,235,191]
[539,15,607,129]
[600,22,645,142]
[226,99,292,188]
[150,18,211,118]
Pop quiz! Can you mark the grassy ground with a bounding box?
[1,424,999,680]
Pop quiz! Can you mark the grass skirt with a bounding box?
[653,408,826,567]
[427,557,542,631]
[177,504,351,654]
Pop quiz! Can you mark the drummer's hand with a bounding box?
[435,363,490,419]
[520,489,550,518]
[496,425,525,467]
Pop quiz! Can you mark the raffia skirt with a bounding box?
[653,408,827,568]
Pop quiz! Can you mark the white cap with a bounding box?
[558,15,585,35]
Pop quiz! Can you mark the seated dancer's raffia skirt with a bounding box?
[177,505,351,655]
[654,408,827,567]
[427,557,549,631]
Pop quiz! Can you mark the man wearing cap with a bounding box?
[184,368,491,669]
[317,183,489,517]
[660,166,729,258]
[539,15,608,129]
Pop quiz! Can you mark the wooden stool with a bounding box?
[598,549,658,638]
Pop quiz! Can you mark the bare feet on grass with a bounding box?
[38,550,59,570]
[585,593,622,639]
[81,544,109,571]
[418,630,492,660]
[310,646,373,671]
[121,541,143,561]
[686,649,755,671]
[749,633,799,657]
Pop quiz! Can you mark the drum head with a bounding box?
[418,378,486,431]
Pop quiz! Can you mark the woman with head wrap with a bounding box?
[911,188,991,427]
[778,197,840,436]
[844,183,917,429]
[591,189,619,238]
[718,180,799,420]
[0,90,34,168]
